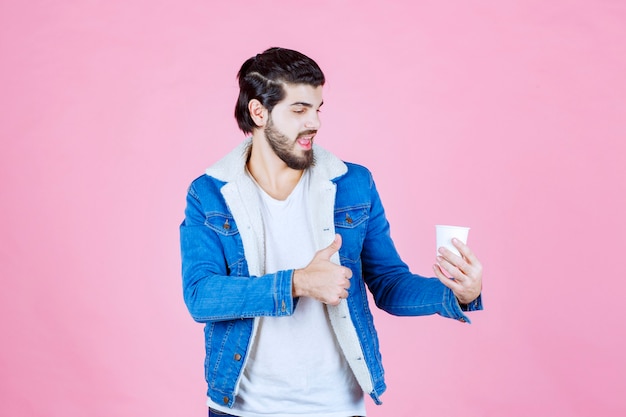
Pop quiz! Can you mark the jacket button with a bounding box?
[234,353,242,361]
[223,397,229,404]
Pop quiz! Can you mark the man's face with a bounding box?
[264,83,323,170]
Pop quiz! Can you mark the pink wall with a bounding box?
[1,1,625,416]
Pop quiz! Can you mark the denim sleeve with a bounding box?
[180,179,294,323]
[360,173,483,324]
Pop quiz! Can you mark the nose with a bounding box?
[304,112,321,130]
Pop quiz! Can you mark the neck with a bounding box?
[247,133,303,200]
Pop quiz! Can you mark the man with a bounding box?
[180,47,483,417]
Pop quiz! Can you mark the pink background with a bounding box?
[2,1,625,416]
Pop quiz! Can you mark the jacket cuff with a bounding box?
[443,288,483,324]
[275,269,295,316]
[459,293,483,312]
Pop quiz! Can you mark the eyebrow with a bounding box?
[290,101,324,108]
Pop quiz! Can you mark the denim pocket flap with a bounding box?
[204,212,239,236]
[334,205,369,228]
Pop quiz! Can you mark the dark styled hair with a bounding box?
[234,47,325,134]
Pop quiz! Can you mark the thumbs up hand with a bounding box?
[293,234,353,306]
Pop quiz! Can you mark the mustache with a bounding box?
[298,130,318,138]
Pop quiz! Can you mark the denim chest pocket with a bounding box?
[205,212,238,236]
[334,205,369,263]
[204,212,246,275]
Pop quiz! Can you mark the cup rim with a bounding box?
[435,224,470,230]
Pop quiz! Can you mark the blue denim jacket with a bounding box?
[180,140,482,408]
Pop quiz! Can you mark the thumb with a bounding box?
[316,234,342,260]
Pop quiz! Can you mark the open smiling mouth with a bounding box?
[296,131,317,150]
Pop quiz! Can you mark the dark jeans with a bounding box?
[208,409,231,416]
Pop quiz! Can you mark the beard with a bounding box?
[264,117,316,170]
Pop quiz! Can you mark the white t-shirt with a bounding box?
[209,170,365,417]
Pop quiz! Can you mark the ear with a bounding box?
[248,99,268,128]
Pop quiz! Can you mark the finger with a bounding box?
[328,290,348,306]
[436,256,464,280]
[450,241,482,280]
[343,277,351,290]
[316,234,342,260]
[434,264,478,305]
[452,238,481,269]
[437,246,463,265]
[327,297,341,306]
[433,264,461,291]
[343,266,353,279]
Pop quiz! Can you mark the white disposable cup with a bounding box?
[436,225,470,257]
